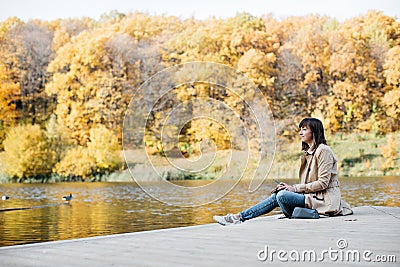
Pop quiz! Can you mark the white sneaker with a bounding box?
[213,214,242,226]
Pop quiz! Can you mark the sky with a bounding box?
[1,0,399,22]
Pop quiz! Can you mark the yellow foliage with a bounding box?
[382,46,400,124]
[87,125,122,172]
[2,125,53,180]
[55,125,122,179]
[0,63,20,127]
[237,49,276,88]
[384,46,400,85]
[381,134,398,171]
[383,88,400,119]
[54,146,95,179]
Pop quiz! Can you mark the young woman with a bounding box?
[213,117,352,225]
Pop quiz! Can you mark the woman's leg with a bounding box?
[276,190,305,217]
[214,190,306,225]
[239,193,279,221]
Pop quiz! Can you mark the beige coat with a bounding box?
[293,144,353,216]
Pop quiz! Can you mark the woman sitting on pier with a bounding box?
[213,117,353,225]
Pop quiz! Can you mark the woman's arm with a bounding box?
[293,147,334,193]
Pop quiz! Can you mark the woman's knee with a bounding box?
[276,190,290,202]
[276,190,305,207]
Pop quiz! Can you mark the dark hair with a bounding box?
[299,118,327,152]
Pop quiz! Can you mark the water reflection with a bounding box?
[0,176,399,247]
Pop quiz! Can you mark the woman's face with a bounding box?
[299,125,313,144]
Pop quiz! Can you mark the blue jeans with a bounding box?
[239,190,305,220]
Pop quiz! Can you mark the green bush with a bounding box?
[2,124,53,181]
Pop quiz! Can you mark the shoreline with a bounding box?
[1,172,400,184]
[1,170,400,184]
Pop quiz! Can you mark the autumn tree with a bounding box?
[54,125,122,180]
[274,16,332,123]
[12,21,55,123]
[382,45,400,131]
[46,28,135,144]
[46,13,179,145]
[2,124,53,181]
[0,17,24,147]
[50,17,94,51]
[321,12,397,132]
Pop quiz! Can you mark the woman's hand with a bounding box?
[276,183,295,192]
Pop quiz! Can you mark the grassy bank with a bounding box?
[271,132,400,178]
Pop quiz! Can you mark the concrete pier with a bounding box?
[0,206,399,266]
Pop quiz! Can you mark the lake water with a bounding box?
[0,176,399,247]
